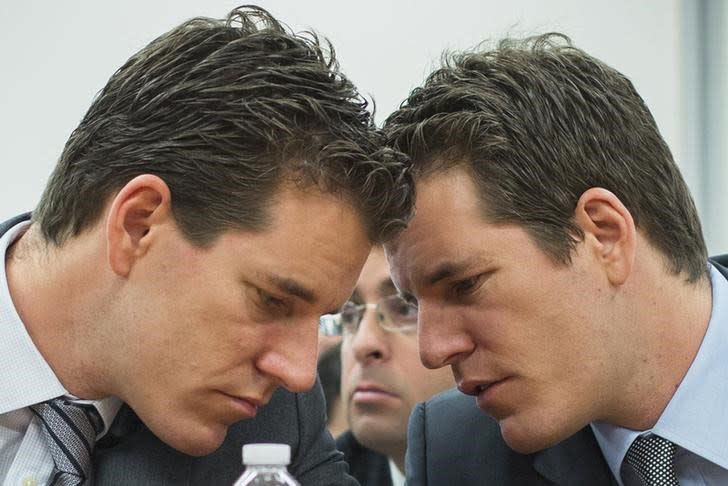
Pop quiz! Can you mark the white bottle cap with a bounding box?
[242,443,291,466]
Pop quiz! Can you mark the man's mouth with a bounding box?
[457,377,511,410]
[220,392,268,419]
[351,382,399,404]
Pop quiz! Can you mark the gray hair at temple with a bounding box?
[35,5,413,246]
[384,33,707,283]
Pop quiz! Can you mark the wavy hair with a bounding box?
[385,33,707,282]
[35,5,413,245]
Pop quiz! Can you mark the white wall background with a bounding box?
[3,1,717,250]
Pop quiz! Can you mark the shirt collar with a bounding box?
[69,395,123,437]
[388,458,405,486]
[0,218,121,435]
[592,263,728,482]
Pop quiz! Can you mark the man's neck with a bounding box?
[5,224,109,399]
[604,261,713,430]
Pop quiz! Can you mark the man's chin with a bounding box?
[175,437,226,457]
[498,417,565,455]
[151,420,229,456]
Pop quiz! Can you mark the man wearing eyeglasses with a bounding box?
[320,246,453,486]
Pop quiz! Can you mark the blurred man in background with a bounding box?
[321,246,453,485]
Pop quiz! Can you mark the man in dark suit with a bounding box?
[336,430,393,486]
[0,5,413,484]
[383,34,728,484]
[327,247,453,485]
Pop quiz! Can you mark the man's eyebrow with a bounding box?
[424,257,484,286]
[267,275,316,303]
[379,279,397,296]
[425,263,463,286]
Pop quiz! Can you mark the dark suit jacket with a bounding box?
[1,213,357,485]
[336,430,393,486]
[406,255,728,486]
[406,389,616,486]
[93,380,357,485]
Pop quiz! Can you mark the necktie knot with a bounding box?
[623,434,679,486]
[31,398,103,485]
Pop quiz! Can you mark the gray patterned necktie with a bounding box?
[623,434,680,486]
[31,398,104,486]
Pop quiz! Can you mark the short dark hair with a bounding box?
[35,5,413,245]
[384,33,707,282]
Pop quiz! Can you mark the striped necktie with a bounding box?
[622,434,680,486]
[31,398,104,486]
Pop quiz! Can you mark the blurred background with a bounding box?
[1,0,726,252]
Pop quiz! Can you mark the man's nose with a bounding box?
[256,319,319,393]
[417,300,473,369]
[350,305,390,365]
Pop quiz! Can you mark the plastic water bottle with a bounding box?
[233,443,300,486]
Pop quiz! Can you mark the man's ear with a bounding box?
[106,174,172,277]
[574,187,636,286]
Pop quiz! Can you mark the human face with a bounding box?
[109,185,371,456]
[385,168,622,454]
[340,247,453,458]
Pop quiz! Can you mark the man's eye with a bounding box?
[257,288,287,312]
[392,301,417,319]
[451,274,484,296]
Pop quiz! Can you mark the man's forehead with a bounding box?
[239,182,372,311]
[350,277,396,301]
[352,246,393,294]
[383,168,495,294]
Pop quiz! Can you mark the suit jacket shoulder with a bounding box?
[336,430,392,486]
[0,212,31,234]
[406,388,616,486]
[711,254,728,279]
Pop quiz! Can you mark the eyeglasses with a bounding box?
[319,294,418,336]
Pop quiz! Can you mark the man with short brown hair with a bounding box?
[384,34,727,485]
[0,6,412,484]
[321,247,453,485]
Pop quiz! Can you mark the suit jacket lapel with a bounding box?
[0,212,31,235]
[532,426,617,486]
[95,403,139,449]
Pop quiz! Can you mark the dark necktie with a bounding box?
[623,434,680,486]
[31,398,104,486]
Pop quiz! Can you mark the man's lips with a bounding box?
[220,392,268,418]
[458,377,510,405]
[351,382,400,404]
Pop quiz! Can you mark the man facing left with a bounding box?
[0,5,412,485]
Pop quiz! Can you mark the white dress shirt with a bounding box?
[0,219,121,486]
[388,459,405,486]
[591,263,728,485]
